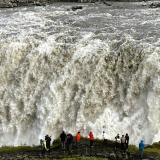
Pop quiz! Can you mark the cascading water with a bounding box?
[0,2,160,146]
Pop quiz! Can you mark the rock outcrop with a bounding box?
[0,0,47,7]
[149,2,160,8]
[71,5,83,11]
[0,0,154,8]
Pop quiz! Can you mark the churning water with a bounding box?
[0,2,160,146]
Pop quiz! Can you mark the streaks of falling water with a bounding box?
[0,2,160,146]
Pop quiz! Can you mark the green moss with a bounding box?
[146,142,160,149]
[62,157,108,160]
[0,140,159,158]
[52,138,61,148]
[0,146,40,153]
[30,158,51,160]
[128,145,138,153]
[127,142,160,155]
[145,142,160,155]
[145,148,160,154]
[10,157,109,160]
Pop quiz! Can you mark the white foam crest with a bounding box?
[88,13,112,18]
[73,32,109,60]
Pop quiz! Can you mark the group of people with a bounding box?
[115,133,129,152]
[60,131,94,153]
[40,131,145,158]
[60,131,73,152]
[40,131,94,154]
[115,133,145,158]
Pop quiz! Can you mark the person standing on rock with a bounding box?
[40,139,46,155]
[89,131,94,147]
[125,133,129,149]
[45,135,51,153]
[75,131,81,148]
[139,140,144,159]
[121,135,126,152]
[115,134,121,150]
[60,130,67,150]
[66,133,73,154]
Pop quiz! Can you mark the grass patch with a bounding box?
[145,142,160,155]
[52,138,61,148]
[128,142,160,155]
[0,146,40,153]
[145,148,160,155]
[27,158,52,160]
[0,139,159,157]
[62,157,108,160]
[146,142,160,149]
[9,157,109,160]
[128,145,138,153]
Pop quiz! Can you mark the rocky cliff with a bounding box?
[0,0,152,8]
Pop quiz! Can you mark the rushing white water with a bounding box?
[0,2,160,146]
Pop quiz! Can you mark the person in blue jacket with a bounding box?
[139,140,144,158]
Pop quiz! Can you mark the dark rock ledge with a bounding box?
[0,0,153,8]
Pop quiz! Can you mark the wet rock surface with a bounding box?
[149,2,160,8]
[0,0,48,7]
[71,5,83,11]
[0,0,155,8]
[0,140,159,160]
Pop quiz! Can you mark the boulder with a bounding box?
[71,6,83,11]
[109,152,116,160]
[33,1,46,6]
[103,1,111,6]
[1,1,14,7]
[149,2,160,8]
[0,0,47,7]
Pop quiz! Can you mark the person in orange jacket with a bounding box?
[75,131,81,147]
[89,131,94,147]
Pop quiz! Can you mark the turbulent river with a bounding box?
[0,1,160,146]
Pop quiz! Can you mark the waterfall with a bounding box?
[0,2,160,146]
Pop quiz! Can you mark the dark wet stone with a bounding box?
[109,152,116,160]
[149,2,160,8]
[71,6,83,11]
[103,1,111,6]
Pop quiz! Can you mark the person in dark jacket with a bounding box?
[45,135,51,152]
[139,140,144,158]
[125,133,129,149]
[60,131,67,149]
[66,133,73,154]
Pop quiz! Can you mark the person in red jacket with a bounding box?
[75,131,81,147]
[89,131,94,147]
